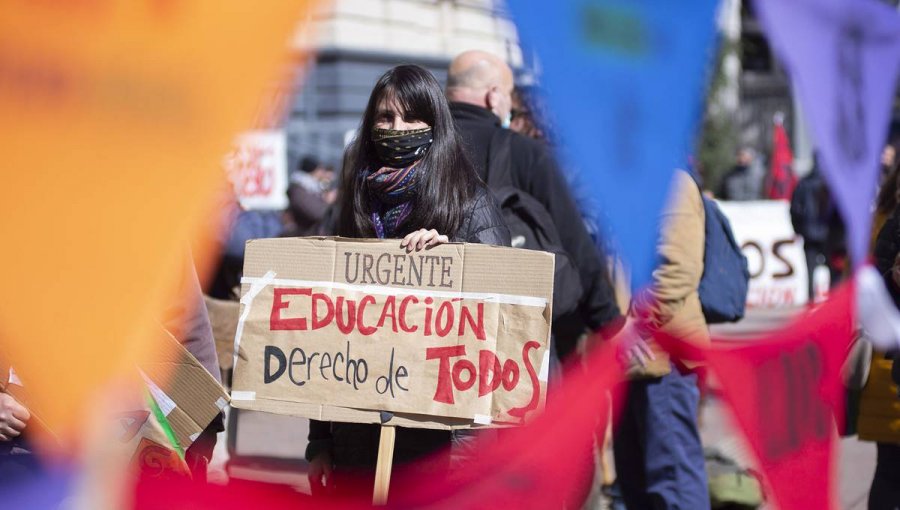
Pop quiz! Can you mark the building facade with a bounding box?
[284,0,521,170]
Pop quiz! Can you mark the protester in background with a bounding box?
[445,50,622,361]
[306,64,510,495]
[791,155,836,302]
[873,154,900,242]
[717,148,763,201]
[859,158,900,510]
[285,156,337,236]
[207,199,284,301]
[764,114,797,200]
[880,142,897,184]
[509,86,547,143]
[611,168,709,509]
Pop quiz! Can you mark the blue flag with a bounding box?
[754,0,900,270]
[508,0,720,287]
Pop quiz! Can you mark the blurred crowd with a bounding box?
[3,46,899,510]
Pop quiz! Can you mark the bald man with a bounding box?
[446,51,623,359]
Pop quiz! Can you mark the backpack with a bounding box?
[704,447,765,509]
[487,130,583,320]
[698,189,750,324]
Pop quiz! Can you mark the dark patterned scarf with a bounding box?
[363,160,423,238]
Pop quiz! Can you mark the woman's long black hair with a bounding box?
[337,64,479,238]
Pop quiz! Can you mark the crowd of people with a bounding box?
[2,47,900,510]
[221,50,713,508]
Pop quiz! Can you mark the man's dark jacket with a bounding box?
[450,102,621,354]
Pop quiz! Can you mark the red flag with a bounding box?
[704,283,854,510]
[132,341,625,509]
[766,116,797,200]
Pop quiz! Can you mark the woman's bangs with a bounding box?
[388,80,434,125]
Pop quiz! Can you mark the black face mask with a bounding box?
[372,127,433,168]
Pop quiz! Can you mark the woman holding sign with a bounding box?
[306,64,510,495]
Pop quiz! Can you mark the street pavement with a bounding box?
[211,305,879,509]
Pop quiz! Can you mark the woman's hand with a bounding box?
[401,229,449,253]
[308,450,333,493]
[0,392,29,441]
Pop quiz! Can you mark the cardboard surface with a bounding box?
[138,327,230,450]
[231,237,554,429]
[0,326,228,457]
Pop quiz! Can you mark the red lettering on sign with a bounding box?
[426,345,467,404]
[459,302,485,340]
[311,292,334,329]
[507,341,541,420]
[270,288,310,330]
[334,296,356,335]
[377,295,398,332]
[478,350,502,396]
[398,296,418,333]
[357,295,377,336]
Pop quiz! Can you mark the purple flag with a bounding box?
[754,0,900,268]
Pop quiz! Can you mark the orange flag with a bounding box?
[0,1,316,441]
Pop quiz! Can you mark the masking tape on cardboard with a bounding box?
[539,350,550,382]
[231,391,256,401]
[233,271,277,372]
[190,432,201,442]
[140,370,176,416]
[473,414,492,425]
[215,397,228,410]
[240,276,548,308]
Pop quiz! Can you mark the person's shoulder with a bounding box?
[470,184,494,209]
[672,168,697,187]
[505,129,546,156]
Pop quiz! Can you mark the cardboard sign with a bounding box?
[231,237,555,429]
[136,327,230,452]
[718,201,808,308]
[224,130,289,210]
[0,327,228,462]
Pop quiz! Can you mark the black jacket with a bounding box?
[307,184,509,471]
[790,168,832,247]
[452,186,511,245]
[874,207,900,387]
[450,102,621,352]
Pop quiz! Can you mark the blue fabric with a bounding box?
[613,368,709,510]
[507,0,719,287]
[0,449,73,510]
[698,197,749,323]
[224,209,284,260]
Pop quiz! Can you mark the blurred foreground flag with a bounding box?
[754,0,900,269]
[508,0,720,287]
[0,1,315,440]
[705,283,854,510]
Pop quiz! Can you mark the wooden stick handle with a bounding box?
[372,425,396,505]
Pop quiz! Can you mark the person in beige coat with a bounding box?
[612,168,710,509]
